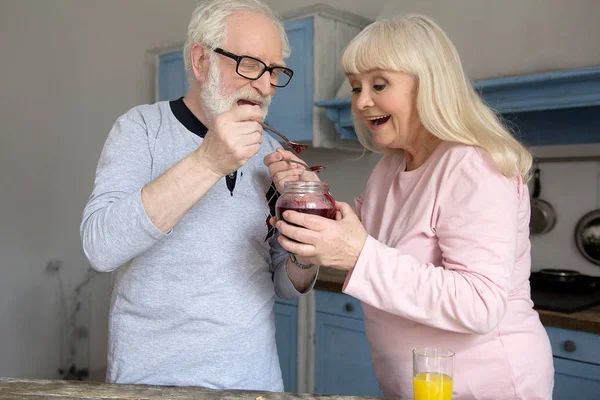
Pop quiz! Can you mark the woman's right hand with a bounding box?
[274,201,368,271]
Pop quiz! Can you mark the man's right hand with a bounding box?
[194,105,264,177]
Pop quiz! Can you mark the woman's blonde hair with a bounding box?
[341,14,531,180]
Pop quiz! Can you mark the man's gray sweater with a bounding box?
[81,100,308,390]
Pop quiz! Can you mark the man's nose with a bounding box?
[251,71,274,96]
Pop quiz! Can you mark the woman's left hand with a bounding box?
[275,201,368,271]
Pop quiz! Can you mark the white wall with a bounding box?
[0,0,598,381]
[0,0,193,379]
[299,149,382,205]
[378,0,600,80]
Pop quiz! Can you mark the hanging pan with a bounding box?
[530,162,557,235]
[574,209,600,267]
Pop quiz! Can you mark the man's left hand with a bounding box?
[264,149,320,193]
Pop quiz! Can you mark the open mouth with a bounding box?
[366,115,390,127]
[237,99,262,108]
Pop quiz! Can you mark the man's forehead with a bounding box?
[224,12,284,65]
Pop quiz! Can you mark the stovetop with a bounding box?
[530,270,600,313]
[531,287,600,313]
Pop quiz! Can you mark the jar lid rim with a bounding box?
[284,181,329,191]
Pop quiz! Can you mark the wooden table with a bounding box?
[0,378,388,400]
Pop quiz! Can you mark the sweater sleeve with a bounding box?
[270,231,318,299]
[80,113,169,272]
[343,152,518,335]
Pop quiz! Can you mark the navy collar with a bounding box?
[170,97,208,138]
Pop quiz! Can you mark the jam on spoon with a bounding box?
[285,159,325,173]
[261,122,309,154]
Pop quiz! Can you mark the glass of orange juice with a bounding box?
[413,347,455,400]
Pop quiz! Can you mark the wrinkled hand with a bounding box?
[195,105,264,177]
[264,149,320,193]
[273,201,368,271]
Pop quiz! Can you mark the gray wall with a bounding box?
[379,0,600,80]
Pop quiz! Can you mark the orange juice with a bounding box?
[413,372,453,400]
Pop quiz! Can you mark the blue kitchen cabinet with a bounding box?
[553,358,600,399]
[158,50,187,101]
[545,326,600,399]
[266,17,314,143]
[274,298,298,392]
[267,8,369,147]
[314,290,383,397]
[275,291,383,396]
[314,97,357,140]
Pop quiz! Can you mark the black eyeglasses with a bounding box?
[213,47,293,88]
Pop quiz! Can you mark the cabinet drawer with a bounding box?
[553,357,600,400]
[315,290,364,320]
[546,326,600,365]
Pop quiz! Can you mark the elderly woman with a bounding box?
[265,14,554,400]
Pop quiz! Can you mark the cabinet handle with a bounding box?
[563,340,577,353]
[344,303,354,312]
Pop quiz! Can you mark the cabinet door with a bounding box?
[314,310,382,396]
[545,326,600,365]
[274,299,298,392]
[266,17,314,143]
[553,357,600,400]
[158,50,188,101]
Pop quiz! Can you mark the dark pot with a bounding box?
[530,269,599,293]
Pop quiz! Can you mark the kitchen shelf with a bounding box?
[316,66,600,145]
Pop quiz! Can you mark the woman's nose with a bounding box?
[355,90,374,110]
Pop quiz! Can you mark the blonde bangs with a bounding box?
[341,20,414,76]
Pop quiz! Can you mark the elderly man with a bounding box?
[81,0,317,391]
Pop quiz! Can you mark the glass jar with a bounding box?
[275,181,336,222]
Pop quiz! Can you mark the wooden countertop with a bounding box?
[315,271,600,335]
[536,305,600,334]
[0,378,389,400]
[315,268,346,292]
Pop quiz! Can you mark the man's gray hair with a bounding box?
[183,0,291,79]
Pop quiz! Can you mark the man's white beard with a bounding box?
[200,55,271,124]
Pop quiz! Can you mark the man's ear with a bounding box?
[190,43,210,83]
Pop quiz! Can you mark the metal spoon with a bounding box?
[261,122,309,154]
[285,159,325,173]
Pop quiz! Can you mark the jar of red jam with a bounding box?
[275,181,336,222]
